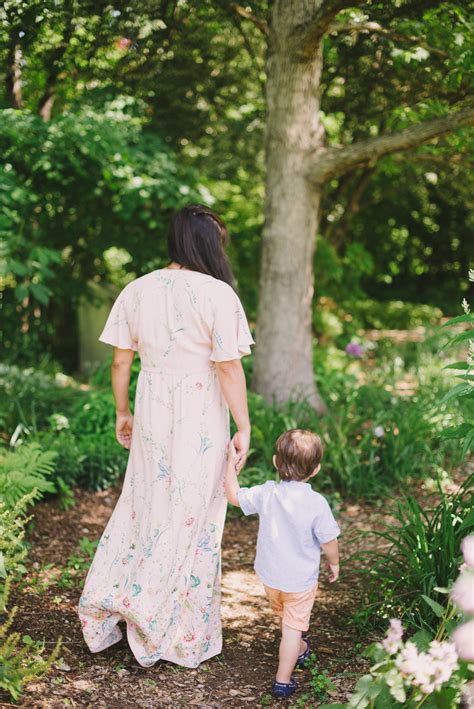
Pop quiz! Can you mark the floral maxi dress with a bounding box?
[78,269,254,668]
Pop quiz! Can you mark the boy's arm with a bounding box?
[225,443,241,507]
[321,538,340,582]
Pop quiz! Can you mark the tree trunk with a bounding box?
[252,6,326,413]
[6,43,23,108]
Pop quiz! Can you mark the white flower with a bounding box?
[462,535,474,568]
[49,413,70,431]
[373,425,385,439]
[397,641,458,696]
[428,641,458,689]
[396,641,419,676]
[452,620,474,661]
[382,619,403,655]
[451,571,474,614]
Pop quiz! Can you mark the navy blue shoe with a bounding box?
[272,678,297,698]
[296,637,311,669]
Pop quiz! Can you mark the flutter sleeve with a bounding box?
[210,285,255,362]
[99,282,139,351]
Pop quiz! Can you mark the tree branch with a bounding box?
[231,4,269,36]
[286,0,366,60]
[326,20,449,59]
[308,101,474,184]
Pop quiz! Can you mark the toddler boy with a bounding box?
[225,429,340,699]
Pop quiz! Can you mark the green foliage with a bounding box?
[0,363,80,440]
[0,491,61,702]
[241,338,461,499]
[0,101,200,367]
[22,538,99,594]
[291,654,337,707]
[440,272,474,456]
[0,363,128,490]
[0,443,56,508]
[0,493,34,582]
[0,578,61,701]
[0,0,471,373]
[355,476,474,632]
[321,615,470,708]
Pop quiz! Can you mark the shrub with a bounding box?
[0,364,81,442]
[244,367,460,499]
[0,443,56,508]
[320,618,469,709]
[355,475,474,632]
[440,269,474,456]
[0,494,61,702]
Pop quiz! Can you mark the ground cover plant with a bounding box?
[354,475,474,632]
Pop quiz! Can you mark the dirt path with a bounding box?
[5,488,385,708]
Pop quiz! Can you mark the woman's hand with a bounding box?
[116,411,134,449]
[232,426,250,473]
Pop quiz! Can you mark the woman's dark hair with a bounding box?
[167,204,234,286]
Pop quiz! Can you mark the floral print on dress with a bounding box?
[78,269,254,668]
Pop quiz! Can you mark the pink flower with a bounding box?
[345,342,364,358]
[452,620,474,661]
[451,571,474,614]
[396,640,419,675]
[382,618,403,655]
[195,382,203,390]
[462,535,474,568]
[185,517,195,527]
[123,597,131,608]
[183,632,195,643]
[116,37,132,51]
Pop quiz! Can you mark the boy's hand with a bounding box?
[327,562,339,583]
[232,427,250,472]
[227,441,240,473]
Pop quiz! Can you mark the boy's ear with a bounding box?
[310,463,321,478]
[272,454,277,469]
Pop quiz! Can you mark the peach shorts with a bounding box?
[263,582,318,632]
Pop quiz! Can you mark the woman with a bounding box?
[78,205,254,668]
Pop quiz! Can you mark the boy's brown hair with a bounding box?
[274,429,323,482]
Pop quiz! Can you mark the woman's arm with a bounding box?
[111,347,135,449]
[215,359,251,471]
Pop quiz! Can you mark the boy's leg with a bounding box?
[276,622,303,684]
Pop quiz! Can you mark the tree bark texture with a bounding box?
[252,0,474,412]
[252,1,327,413]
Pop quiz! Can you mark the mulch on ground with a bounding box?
[1,485,392,709]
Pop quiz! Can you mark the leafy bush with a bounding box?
[243,363,460,499]
[40,430,128,491]
[355,476,474,632]
[0,364,81,443]
[0,362,129,491]
[0,443,57,508]
[0,494,61,702]
[313,296,443,344]
[345,300,443,331]
[440,269,474,456]
[321,618,469,709]
[0,494,35,582]
[1,101,201,368]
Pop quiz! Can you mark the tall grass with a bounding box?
[354,475,474,632]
